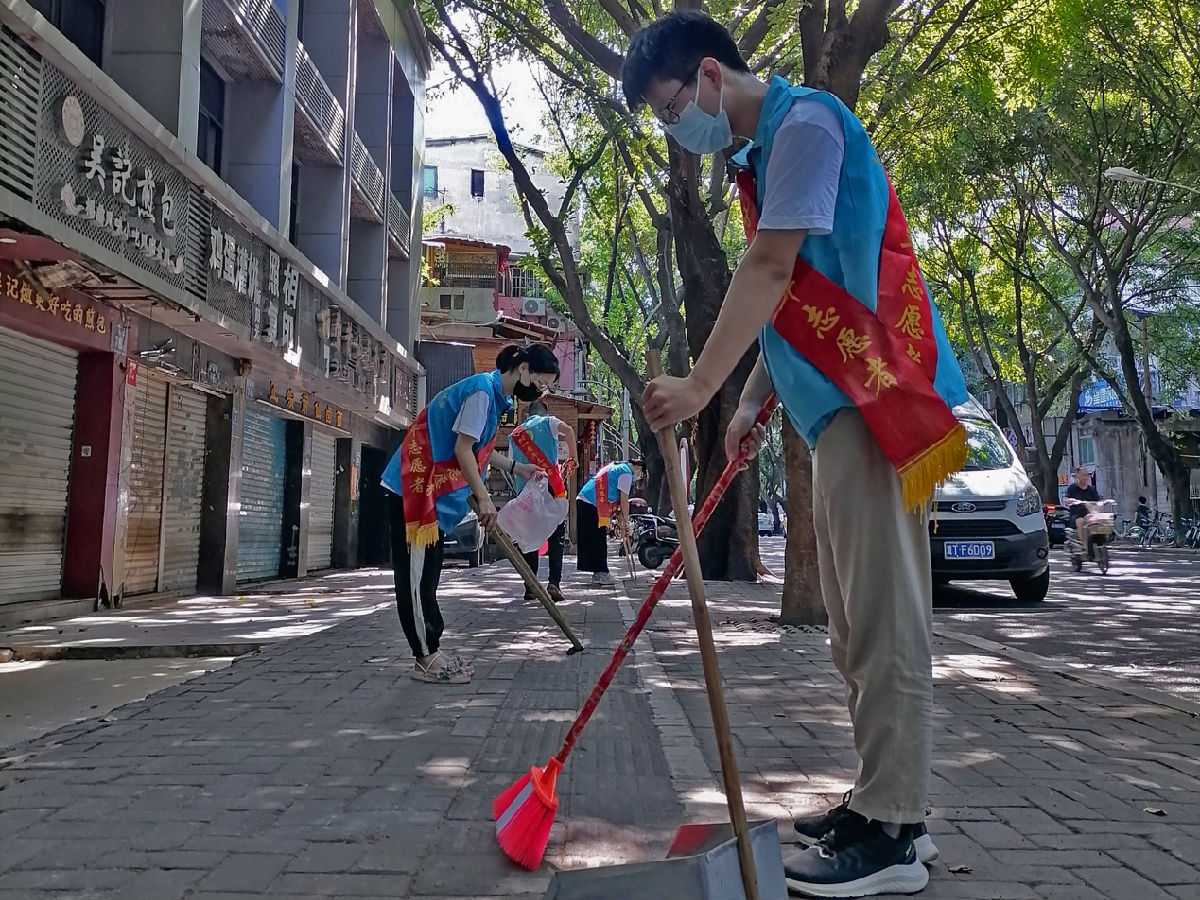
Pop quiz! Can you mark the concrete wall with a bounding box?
[1080,415,1169,523]
[423,136,577,256]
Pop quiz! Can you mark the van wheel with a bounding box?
[1010,568,1049,603]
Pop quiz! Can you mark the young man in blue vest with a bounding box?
[626,11,969,897]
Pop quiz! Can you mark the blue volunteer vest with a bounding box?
[381,370,511,532]
[730,77,967,448]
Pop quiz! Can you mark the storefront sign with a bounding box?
[1,270,109,335]
[266,380,344,430]
[208,221,299,351]
[56,95,184,276]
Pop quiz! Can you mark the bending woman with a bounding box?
[381,343,560,683]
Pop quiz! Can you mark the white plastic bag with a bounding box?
[497,474,569,552]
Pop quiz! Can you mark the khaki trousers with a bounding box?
[812,408,933,824]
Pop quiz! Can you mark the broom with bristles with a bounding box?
[493,394,778,869]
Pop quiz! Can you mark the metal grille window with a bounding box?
[470,168,484,197]
[509,266,545,299]
[30,0,105,65]
[423,165,438,196]
[444,250,496,289]
[197,58,225,176]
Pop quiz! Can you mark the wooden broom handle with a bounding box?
[468,496,584,654]
[646,350,759,900]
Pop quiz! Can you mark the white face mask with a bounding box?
[666,68,733,155]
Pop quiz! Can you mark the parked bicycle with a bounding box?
[1140,511,1176,547]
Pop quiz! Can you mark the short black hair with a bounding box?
[496,343,560,376]
[622,10,750,110]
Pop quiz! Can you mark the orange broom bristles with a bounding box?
[493,758,562,870]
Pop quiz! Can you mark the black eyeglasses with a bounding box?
[658,77,696,126]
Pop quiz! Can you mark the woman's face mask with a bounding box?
[513,380,543,402]
[665,66,732,155]
[514,366,555,402]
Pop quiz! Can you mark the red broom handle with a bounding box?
[554,394,778,763]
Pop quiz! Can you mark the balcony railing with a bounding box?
[293,42,346,165]
[349,132,386,221]
[387,193,411,259]
[200,0,286,82]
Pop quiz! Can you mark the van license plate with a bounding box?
[944,541,995,560]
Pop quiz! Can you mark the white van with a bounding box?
[930,397,1051,602]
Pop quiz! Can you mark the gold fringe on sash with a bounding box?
[406,521,441,548]
[897,424,968,514]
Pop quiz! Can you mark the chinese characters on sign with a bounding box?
[266,381,344,430]
[1,271,108,335]
[57,95,184,276]
[208,223,299,352]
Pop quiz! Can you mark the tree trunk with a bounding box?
[1109,308,1190,541]
[779,419,826,626]
[1167,464,1191,548]
[666,144,759,580]
[631,404,667,514]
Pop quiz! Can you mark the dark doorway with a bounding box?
[357,445,390,566]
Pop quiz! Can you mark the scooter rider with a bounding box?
[1065,466,1101,552]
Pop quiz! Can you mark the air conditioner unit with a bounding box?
[545,314,566,331]
[522,298,546,317]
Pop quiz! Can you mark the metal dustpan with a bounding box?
[544,820,787,900]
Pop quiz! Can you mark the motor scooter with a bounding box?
[1064,499,1117,574]
[630,512,679,569]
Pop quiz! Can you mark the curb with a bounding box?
[933,626,1200,718]
[3,642,262,661]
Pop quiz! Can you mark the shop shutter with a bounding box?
[0,328,77,606]
[307,430,337,570]
[125,372,168,595]
[237,408,287,582]
[160,386,208,592]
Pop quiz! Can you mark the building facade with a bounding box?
[414,134,611,537]
[0,0,430,623]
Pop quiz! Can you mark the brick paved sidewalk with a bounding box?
[1,560,1198,899]
[641,578,1200,900]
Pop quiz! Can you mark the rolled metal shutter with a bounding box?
[160,386,208,592]
[237,408,287,582]
[0,328,77,606]
[307,430,337,570]
[125,372,168,595]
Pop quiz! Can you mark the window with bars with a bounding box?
[470,168,485,197]
[423,165,439,196]
[509,266,545,299]
[443,250,497,289]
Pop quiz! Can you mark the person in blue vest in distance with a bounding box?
[576,458,644,585]
[624,10,971,898]
[380,344,559,684]
[509,400,577,604]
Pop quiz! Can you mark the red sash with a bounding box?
[400,407,495,547]
[595,467,614,527]
[511,425,567,498]
[737,171,965,512]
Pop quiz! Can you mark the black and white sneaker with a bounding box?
[785,813,929,898]
[794,791,855,842]
[795,794,939,863]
